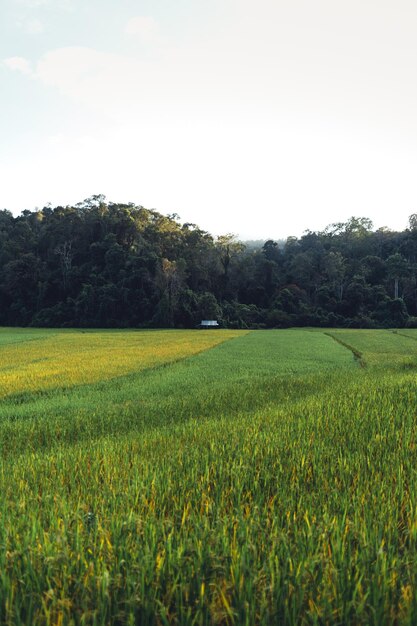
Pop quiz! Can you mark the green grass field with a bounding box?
[2,327,417,624]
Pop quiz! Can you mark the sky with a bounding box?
[1,0,417,240]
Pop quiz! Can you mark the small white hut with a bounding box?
[198,320,219,328]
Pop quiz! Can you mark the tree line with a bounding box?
[1,195,417,329]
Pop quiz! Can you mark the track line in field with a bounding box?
[324,332,366,367]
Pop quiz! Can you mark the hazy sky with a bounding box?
[1,0,417,239]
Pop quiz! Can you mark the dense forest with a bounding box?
[1,194,417,329]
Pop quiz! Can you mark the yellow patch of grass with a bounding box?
[0,329,244,398]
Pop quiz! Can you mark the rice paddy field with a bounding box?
[2,327,417,624]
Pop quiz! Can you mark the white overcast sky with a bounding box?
[1,0,417,240]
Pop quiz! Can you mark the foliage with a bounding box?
[1,198,417,327]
